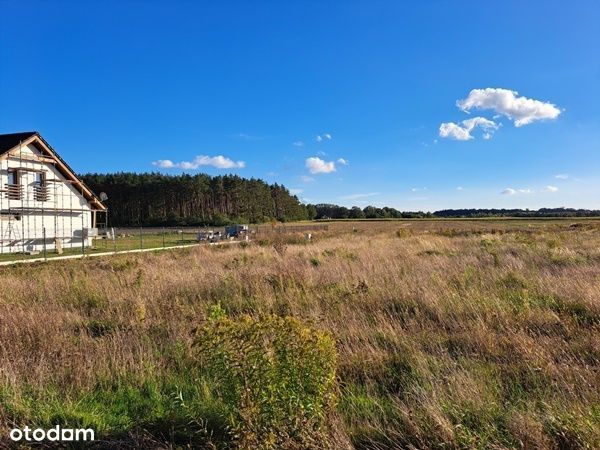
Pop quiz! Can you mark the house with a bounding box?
[0,131,106,254]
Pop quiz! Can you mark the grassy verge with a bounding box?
[0,232,200,263]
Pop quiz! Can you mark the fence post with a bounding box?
[140,226,143,250]
[113,227,117,253]
[81,215,85,255]
[43,227,47,261]
[162,227,165,248]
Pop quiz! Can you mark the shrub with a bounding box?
[395,229,412,238]
[193,309,338,449]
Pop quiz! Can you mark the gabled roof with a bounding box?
[0,131,106,211]
[0,132,38,154]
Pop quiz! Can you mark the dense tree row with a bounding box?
[433,208,600,218]
[81,172,309,226]
[310,204,430,219]
[80,173,600,226]
[310,204,600,220]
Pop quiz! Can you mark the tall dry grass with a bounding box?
[0,219,598,448]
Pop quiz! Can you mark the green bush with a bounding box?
[194,308,338,449]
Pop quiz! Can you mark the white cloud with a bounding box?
[457,88,561,127]
[154,159,175,169]
[555,173,569,180]
[339,192,379,200]
[292,141,304,147]
[316,133,332,142]
[289,188,303,195]
[544,185,559,192]
[456,186,464,191]
[411,187,427,192]
[300,175,315,182]
[153,155,245,170]
[305,157,336,174]
[337,158,348,165]
[501,187,534,195]
[439,117,499,140]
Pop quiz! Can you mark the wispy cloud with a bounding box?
[501,188,534,195]
[339,192,379,200]
[153,155,245,170]
[316,133,332,142]
[292,141,304,147]
[555,174,569,180]
[337,158,349,165]
[305,157,336,174]
[300,175,315,182]
[457,88,561,127]
[231,133,263,141]
[456,186,464,191]
[544,185,559,192]
[439,117,499,141]
[289,188,303,195]
[411,187,427,192]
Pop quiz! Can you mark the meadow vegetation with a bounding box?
[0,219,598,449]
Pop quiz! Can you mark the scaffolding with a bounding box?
[0,139,105,255]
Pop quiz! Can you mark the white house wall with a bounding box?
[0,143,95,254]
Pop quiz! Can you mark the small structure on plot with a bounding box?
[197,230,221,243]
[225,224,249,238]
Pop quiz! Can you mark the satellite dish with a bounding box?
[99,192,109,201]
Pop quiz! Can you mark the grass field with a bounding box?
[0,219,598,448]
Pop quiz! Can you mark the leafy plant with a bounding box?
[194,311,338,449]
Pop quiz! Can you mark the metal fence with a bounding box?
[0,223,330,264]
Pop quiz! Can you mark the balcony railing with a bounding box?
[33,185,50,202]
[4,184,23,200]
[3,184,51,201]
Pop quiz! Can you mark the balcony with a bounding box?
[5,184,23,200]
[33,185,50,202]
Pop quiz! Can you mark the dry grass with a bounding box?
[0,219,599,448]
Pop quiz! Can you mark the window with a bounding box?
[6,170,21,200]
[34,172,48,201]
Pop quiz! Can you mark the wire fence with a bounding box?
[0,223,329,264]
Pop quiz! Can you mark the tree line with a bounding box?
[81,172,309,226]
[80,173,600,226]
[433,208,600,218]
[312,205,600,219]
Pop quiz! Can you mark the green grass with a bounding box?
[0,232,200,263]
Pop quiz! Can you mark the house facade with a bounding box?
[0,132,106,254]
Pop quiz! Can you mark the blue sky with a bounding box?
[1,1,599,211]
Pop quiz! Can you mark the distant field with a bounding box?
[0,219,598,448]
